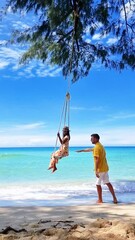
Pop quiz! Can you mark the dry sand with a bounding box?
[0,203,135,239]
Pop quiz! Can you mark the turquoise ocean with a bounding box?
[0,147,135,207]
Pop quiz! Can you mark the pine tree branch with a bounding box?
[75,38,79,52]
[122,0,129,35]
[127,23,135,34]
[73,0,80,51]
[70,0,73,8]
[57,29,73,43]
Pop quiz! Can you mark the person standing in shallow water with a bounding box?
[76,134,117,204]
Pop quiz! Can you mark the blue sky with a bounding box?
[0,1,135,147]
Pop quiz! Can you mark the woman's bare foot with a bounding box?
[52,167,57,173]
[48,166,53,170]
[48,163,56,170]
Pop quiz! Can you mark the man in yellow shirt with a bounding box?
[76,133,117,204]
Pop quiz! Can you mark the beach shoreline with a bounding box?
[0,203,135,239]
[0,146,135,239]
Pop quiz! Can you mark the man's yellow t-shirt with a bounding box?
[93,142,109,172]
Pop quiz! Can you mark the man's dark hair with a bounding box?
[91,134,100,140]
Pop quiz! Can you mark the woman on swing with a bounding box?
[48,126,70,173]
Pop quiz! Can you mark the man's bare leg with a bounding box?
[106,182,117,203]
[96,185,103,203]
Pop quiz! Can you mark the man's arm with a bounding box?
[76,148,93,153]
[94,156,100,178]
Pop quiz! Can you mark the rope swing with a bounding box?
[54,8,77,150]
[48,8,79,173]
[54,92,70,150]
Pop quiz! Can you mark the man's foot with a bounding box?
[96,200,103,204]
[113,198,118,204]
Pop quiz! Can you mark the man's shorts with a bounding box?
[96,172,110,185]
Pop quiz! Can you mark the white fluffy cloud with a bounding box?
[0,126,135,147]
[101,126,135,146]
[100,112,135,124]
[0,122,46,133]
[71,106,104,111]
[0,45,62,78]
[0,122,49,147]
[0,134,55,147]
[92,33,108,41]
[72,125,135,146]
[0,61,9,69]
[0,40,8,45]
[0,46,23,71]
[15,122,46,130]
[85,38,91,43]
[92,33,101,40]
[36,64,62,78]
[107,38,118,45]
[12,21,30,30]
[0,47,22,59]
[121,1,135,20]
[7,6,12,13]
[0,122,135,147]
[0,10,62,79]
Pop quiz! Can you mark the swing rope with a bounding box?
[54,93,70,150]
[54,9,77,150]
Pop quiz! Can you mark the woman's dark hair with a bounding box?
[91,133,100,140]
[63,126,70,140]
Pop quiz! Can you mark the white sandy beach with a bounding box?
[0,203,135,239]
